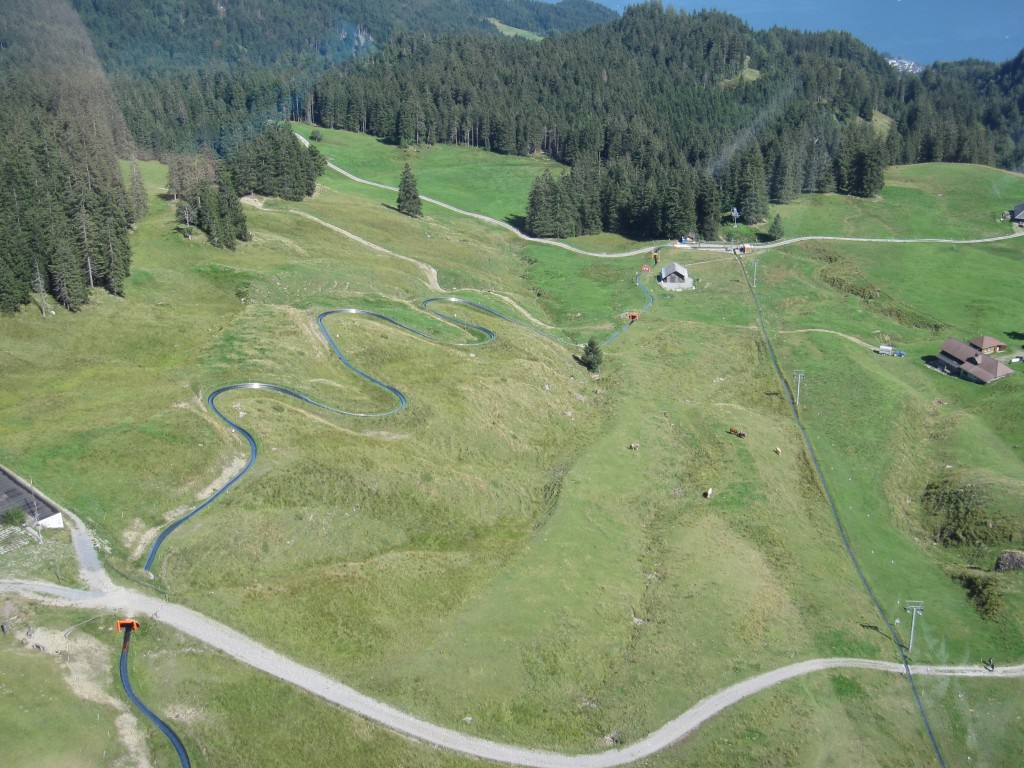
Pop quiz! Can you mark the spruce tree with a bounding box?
[216,166,249,243]
[397,163,422,217]
[739,150,769,225]
[129,162,149,223]
[768,213,784,242]
[580,338,603,372]
[695,173,721,241]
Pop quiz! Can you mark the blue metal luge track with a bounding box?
[119,625,192,768]
[145,293,649,573]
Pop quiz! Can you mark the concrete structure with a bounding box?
[0,466,64,529]
[659,262,694,291]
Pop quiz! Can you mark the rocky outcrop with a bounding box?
[995,550,1024,571]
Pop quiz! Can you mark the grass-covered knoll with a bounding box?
[488,17,543,40]
[2,151,1024,766]
[296,124,564,225]
[773,163,1024,240]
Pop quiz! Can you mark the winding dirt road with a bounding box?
[296,131,1024,260]
[777,328,876,349]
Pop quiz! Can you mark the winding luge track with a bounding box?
[5,147,1023,765]
[145,298,570,572]
[119,622,192,768]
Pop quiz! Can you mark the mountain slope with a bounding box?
[72,0,617,70]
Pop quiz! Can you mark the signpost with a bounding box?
[905,601,924,653]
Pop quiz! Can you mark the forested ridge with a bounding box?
[309,2,1024,239]
[0,1,328,313]
[5,0,1024,312]
[71,0,613,157]
[71,0,616,70]
[0,0,136,314]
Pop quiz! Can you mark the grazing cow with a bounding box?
[628,442,640,451]
[728,427,746,438]
[704,488,714,499]
[774,446,782,456]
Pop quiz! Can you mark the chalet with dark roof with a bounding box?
[970,336,1007,355]
[1011,203,1024,224]
[937,338,1014,385]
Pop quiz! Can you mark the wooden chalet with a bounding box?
[938,338,1014,385]
[969,336,1007,355]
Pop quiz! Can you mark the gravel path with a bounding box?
[3,570,1021,767]
[777,328,876,349]
[297,131,1024,260]
[288,209,444,291]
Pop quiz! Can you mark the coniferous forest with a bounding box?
[0,0,135,314]
[309,3,1016,239]
[4,0,1024,311]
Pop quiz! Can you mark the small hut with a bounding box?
[659,262,694,291]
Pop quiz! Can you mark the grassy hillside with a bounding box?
[489,17,544,40]
[2,141,1023,766]
[772,163,1024,240]
[293,124,565,227]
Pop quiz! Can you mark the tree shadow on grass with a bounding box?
[381,203,420,219]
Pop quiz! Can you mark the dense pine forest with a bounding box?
[4,0,1024,311]
[77,0,615,156]
[0,0,135,314]
[310,3,1024,239]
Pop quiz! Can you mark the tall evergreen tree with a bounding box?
[695,173,721,241]
[738,149,769,225]
[216,166,250,243]
[129,162,149,223]
[397,163,422,217]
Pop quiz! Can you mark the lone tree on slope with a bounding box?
[397,163,422,217]
[580,338,603,372]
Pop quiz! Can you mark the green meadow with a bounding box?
[2,130,1023,766]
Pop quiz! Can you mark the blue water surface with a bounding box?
[599,1,1021,65]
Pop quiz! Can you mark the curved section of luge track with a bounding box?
[145,296,590,572]
[119,622,192,768]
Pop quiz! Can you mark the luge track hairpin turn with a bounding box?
[144,294,633,573]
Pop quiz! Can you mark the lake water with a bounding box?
[600,1,1022,65]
